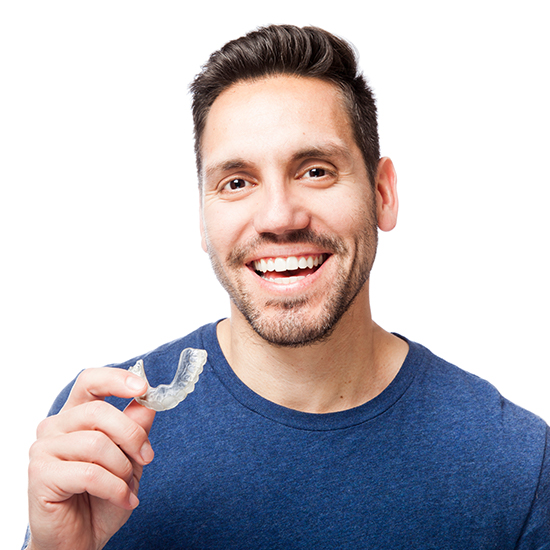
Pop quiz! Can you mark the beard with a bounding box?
[205,217,378,348]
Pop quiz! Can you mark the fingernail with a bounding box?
[140,441,154,464]
[126,375,146,392]
[129,492,140,509]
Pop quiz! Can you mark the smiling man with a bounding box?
[24,25,549,550]
[201,76,383,349]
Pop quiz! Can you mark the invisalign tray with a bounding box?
[128,348,207,411]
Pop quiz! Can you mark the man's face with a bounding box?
[200,75,379,347]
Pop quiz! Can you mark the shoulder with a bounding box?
[403,336,548,466]
[398,337,549,533]
[410,338,545,421]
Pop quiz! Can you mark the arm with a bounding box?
[27,367,156,550]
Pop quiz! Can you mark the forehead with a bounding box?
[201,75,359,177]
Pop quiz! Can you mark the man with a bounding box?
[25,25,549,549]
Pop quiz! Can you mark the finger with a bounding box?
[38,400,153,466]
[32,430,136,485]
[123,400,156,463]
[62,367,148,410]
[124,399,156,435]
[30,458,140,510]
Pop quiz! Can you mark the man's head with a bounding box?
[190,24,380,187]
[193,26,398,348]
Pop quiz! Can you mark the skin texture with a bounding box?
[203,78,377,345]
[201,76,379,348]
[200,75,407,413]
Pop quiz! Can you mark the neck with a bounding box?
[216,286,408,414]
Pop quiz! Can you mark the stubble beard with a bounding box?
[206,222,378,348]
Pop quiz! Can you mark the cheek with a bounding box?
[348,189,377,230]
[201,206,244,257]
[320,197,371,237]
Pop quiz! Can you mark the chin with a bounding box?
[239,289,356,348]
[249,318,337,348]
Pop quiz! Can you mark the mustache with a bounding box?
[226,229,347,267]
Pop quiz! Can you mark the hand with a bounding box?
[27,367,156,550]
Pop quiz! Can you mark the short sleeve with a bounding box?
[515,425,550,549]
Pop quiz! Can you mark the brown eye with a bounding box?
[307,168,326,178]
[224,178,250,191]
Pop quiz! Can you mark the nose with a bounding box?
[252,181,310,236]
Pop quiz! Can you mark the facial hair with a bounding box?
[205,217,378,348]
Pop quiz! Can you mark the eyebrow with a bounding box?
[204,159,249,181]
[203,142,354,182]
[290,143,353,164]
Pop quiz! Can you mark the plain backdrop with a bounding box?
[2,1,549,546]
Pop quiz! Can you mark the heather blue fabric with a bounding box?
[24,321,550,549]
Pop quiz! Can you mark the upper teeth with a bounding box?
[253,254,325,273]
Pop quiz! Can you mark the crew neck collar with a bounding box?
[200,321,426,431]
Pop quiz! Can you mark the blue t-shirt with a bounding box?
[29,322,550,549]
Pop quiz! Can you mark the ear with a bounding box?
[375,157,399,232]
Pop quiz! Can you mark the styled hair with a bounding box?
[190,24,380,186]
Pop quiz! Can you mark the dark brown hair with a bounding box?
[190,24,380,186]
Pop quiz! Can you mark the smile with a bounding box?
[252,254,326,285]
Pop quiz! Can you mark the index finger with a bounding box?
[62,367,148,411]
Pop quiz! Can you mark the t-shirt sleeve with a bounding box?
[47,376,78,415]
[515,425,550,549]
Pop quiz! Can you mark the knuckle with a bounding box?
[112,480,129,502]
[28,438,45,460]
[121,420,144,445]
[28,454,45,478]
[120,460,134,483]
[36,415,55,438]
[85,430,110,456]
[28,453,55,486]
[74,367,96,387]
[82,462,101,486]
[83,399,108,424]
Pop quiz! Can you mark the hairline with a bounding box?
[197,73,376,190]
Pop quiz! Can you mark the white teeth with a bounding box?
[286,256,298,270]
[274,257,286,272]
[253,254,325,274]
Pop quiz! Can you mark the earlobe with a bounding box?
[375,157,399,232]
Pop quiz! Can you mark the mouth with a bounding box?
[250,254,327,285]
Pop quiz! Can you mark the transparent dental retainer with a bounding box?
[128,348,207,411]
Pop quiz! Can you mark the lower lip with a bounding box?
[262,274,306,285]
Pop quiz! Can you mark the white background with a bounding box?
[2,1,549,546]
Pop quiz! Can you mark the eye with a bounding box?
[307,168,326,178]
[297,163,337,188]
[223,178,252,191]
